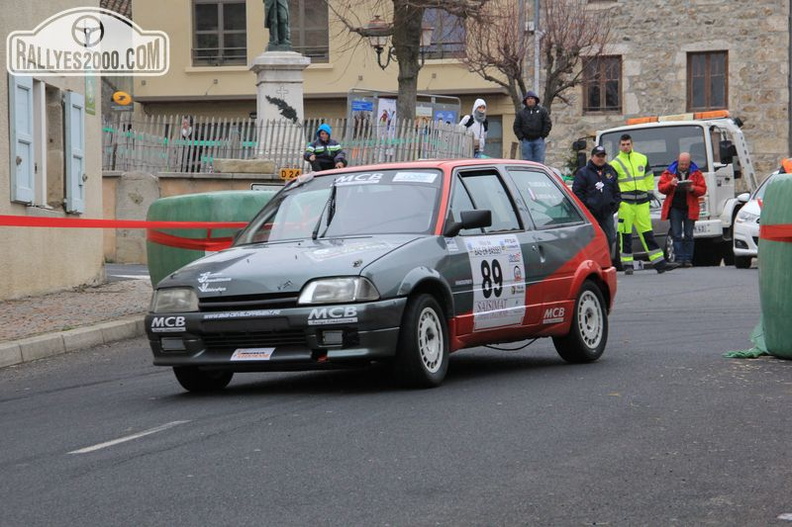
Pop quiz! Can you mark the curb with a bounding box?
[0,315,146,369]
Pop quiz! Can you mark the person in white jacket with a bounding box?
[459,98,488,158]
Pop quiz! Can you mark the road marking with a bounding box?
[68,420,190,454]
[112,274,148,280]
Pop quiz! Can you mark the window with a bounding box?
[8,74,86,212]
[582,56,621,113]
[455,171,521,233]
[290,0,329,63]
[506,168,584,229]
[423,9,465,60]
[193,0,247,66]
[688,51,727,111]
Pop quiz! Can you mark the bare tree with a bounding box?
[330,0,491,121]
[463,0,611,115]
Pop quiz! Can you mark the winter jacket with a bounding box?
[513,91,552,141]
[459,98,488,154]
[304,123,346,164]
[658,160,707,220]
[572,160,621,221]
[610,150,653,204]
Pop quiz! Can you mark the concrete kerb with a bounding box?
[0,315,146,369]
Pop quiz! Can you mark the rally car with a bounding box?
[145,159,618,391]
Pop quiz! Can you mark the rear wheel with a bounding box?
[553,281,608,363]
[393,294,449,388]
[173,367,233,392]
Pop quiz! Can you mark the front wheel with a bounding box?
[735,255,752,269]
[173,367,233,392]
[553,281,608,363]
[393,294,449,388]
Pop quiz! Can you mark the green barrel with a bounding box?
[146,190,277,287]
[758,174,792,358]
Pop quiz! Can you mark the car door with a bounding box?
[440,167,545,346]
[504,166,590,325]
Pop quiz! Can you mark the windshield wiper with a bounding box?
[311,180,337,240]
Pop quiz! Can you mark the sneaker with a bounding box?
[682,261,693,268]
[624,267,634,275]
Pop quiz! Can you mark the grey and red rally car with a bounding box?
[145,159,617,391]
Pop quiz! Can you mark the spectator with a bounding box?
[573,145,621,257]
[304,123,347,172]
[513,90,552,163]
[658,152,707,267]
[610,134,677,274]
[459,98,488,158]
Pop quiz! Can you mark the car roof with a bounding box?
[311,158,549,175]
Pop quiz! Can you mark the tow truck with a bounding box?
[580,110,759,266]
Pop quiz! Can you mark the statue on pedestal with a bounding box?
[264,0,291,51]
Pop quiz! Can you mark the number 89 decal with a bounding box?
[465,235,527,331]
[480,259,502,298]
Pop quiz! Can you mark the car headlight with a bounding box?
[298,277,380,304]
[736,210,760,224]
[150,288,199,313]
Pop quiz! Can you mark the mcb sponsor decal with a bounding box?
[542,307,565,324]
[7,7,169,76]
[151,316,186,333]
[308,306,358,326]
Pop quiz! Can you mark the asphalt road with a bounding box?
[2,266,789,527]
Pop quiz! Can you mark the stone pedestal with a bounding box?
[250,51,311,165]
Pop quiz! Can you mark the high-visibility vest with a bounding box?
[610,151,653,203]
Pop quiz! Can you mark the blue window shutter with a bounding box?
[65,91,86,214]
[8,74,34,204]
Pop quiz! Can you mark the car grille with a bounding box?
[199,292,299,312]
[202,329,306,349]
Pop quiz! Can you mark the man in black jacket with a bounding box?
[513,91,552,163]
[572,146,621,255]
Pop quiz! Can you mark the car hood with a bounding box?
[160,235,421,296]
[742,199,762,217]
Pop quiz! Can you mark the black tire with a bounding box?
[553,281,608,363]
[735,255,752,269]
[173,367,233,392]
[393,294,449,388]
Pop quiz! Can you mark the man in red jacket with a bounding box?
[658,152,707,267]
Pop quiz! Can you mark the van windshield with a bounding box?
[600,125,709,176]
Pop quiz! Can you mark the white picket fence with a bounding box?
[102,114,474,173]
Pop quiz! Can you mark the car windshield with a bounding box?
[236,169,443,244]
[753,173,777,201]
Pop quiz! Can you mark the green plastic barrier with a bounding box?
[146,190,277,287]
[758,174,792,358]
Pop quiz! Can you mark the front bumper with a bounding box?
[733,221,759,257]
[145,297,408,371]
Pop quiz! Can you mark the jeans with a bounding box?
[520,138,546,163]
[669,207,695,263]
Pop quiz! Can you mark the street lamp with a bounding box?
[366,15,434,70]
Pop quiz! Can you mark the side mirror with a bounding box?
[736,192,750,203]
[443,209,492,237]
[572,139,587,151]
[719,140,736,165]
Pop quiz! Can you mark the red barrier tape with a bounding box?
[760,224,792,243]
[0,214,249,251]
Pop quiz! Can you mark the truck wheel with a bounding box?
[393,294,449,388]
[553,280,608,363]
[735,255,752,269]
[173,367,233,392]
